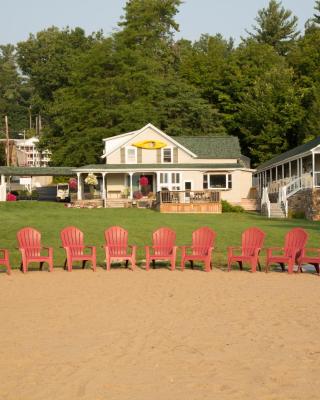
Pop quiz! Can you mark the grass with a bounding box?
[1,201,319,269]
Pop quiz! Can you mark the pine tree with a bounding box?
[246,0,299,55]
[314,0,320,24]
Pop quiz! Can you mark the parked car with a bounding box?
[56,184,70,202]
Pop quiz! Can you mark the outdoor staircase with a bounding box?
[269,202,286,219]
[240,198,259,211]
[105,199,130,208]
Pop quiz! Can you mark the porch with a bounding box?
[156,190,221,213]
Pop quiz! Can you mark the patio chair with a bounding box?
[103,226,137,270]
[228,227,265,272]
[181,227,216,272]
[0,248,11,275]
[17,227,53,273]
[60,226,96,272]
[145,227,177,271]
[265,228,308,274]
[298,246,320,275]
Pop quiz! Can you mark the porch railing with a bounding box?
[157,190,220,204]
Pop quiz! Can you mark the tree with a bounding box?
[314,1,320,24]
[0,45,31,135]
[246,0,299,55]
[16,27,100,103]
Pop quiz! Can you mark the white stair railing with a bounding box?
[278,176,312,218]
[261,187,271,218]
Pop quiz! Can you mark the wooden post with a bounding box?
[29,106,32,130]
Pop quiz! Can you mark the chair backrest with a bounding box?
[60,226,84,256]
[17,227,42,257]
[153,227,176,256]
[105,226,128,256]
[284,228,308,258]
[192,227,216,255]
[241,227,265,257]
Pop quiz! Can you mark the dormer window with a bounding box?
[162,147,173,163]
[126,146,137,163]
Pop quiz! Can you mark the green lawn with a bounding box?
[1,201,319,269]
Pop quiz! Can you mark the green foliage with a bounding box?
[246,0,299,55]
[288,210,306,219]
[314,1,320,24]
[221,200,244,213]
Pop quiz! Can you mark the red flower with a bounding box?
[69,178,78,191]
[139,176,149,186]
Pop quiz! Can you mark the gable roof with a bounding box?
[173,136,242,159]
[104,123,197,158]
[257,137,320,171]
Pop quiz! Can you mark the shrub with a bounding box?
[288,210,306,219]
[133,190,143,199]
[221,200,244,213]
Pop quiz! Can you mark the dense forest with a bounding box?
[1,0,320,167]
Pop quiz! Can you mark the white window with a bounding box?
[162,147,173,163]
[203,173,232,190]
[159,172,181,190]
[126,146,137,163]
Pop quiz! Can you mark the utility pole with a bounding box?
[4,115,10,166]
[29,105,32,130]
[38,114,42,135]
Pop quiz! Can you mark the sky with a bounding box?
[0,0,317,45]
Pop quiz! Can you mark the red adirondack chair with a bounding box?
[266,228,308,274]
[145,228,177,271]
[103,226,137,270]
[181,227,216,272]
[60,226,96,272]
[298,244,320,274]
[17,227,53,273]
[228,227,265,272]
[0,249,11,275]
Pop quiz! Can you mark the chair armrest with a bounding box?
[42,246,53,255]
[227,246,242,256]
[266,247,284,257]
[301,247,320,255]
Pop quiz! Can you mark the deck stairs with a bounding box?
[261,176,312,218]
[105,199,129,208]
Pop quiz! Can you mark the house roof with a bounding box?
[0,166,75,176]
[257,137,320,171]
[75,163,244,171]
[173,136,241,159]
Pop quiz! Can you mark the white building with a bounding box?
[15,137,51,167]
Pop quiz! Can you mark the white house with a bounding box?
[74,123,255,212]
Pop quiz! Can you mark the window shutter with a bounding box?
[137,147,142,163]
[173,147,178,163]
[156,149,161,163]
[120,147,125,164]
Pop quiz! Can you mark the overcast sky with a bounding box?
[0,0,316,45]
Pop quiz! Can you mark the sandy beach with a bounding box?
[0,267,319,400]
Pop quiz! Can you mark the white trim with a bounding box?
[125,146,137,164]
[161,146,173,164]
[204,172,232,190]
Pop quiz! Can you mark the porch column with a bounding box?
[102,173,107,203]
[1,174,5,185]
[312,152,315,188]
[77,173,82,200]
[289,161,292,178]
[282,164,284,181]
[129,172,133,200]
[270,168,272,182]
[275,166,278,181]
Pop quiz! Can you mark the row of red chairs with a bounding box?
[0,226,318,275]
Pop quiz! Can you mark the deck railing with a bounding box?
[157,190,220,204]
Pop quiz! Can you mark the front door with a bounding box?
[184,181,192,202]
[140,175,154,196]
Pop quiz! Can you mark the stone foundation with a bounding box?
[288,188,320,221]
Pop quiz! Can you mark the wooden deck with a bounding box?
[157,190,221,214]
